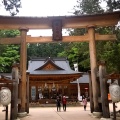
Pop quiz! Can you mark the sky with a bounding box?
[18,0,77,17]
[0,0,77,36]
[0,0,77,16]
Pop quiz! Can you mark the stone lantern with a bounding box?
[109,83,120,103]
[0,87,11,106]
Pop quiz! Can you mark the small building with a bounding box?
[71,74,89,98]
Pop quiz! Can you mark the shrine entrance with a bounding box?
[0,11,120,119]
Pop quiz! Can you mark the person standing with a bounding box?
[82,98,87,111]
[56,96,61,112]
[62,96,67,111]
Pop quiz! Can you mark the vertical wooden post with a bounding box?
[11,63,19,120]
[113,102,116,120]
[88,26,99,112]
[19,28,28,112]
[62,85,64,95]
[18,78,21,112]
[26,72,29,113]
[5,106,8,120]
[68,85,70,98]
[88,71,94,113]
[99,61,110,118]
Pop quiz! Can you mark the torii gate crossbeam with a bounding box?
[0,11,119,29]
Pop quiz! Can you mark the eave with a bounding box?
[29,73,82,83]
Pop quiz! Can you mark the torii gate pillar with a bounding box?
[88,26,100,112]
[19,28,28,114]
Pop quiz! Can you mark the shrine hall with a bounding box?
[27,57,86,103]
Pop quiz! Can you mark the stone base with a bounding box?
[92,112,102,118]
[116,117,120,120]
[15,118,20,120]
[111,116,120,120]
[88,113,93,116]
[110,111,120,120]
[100,118,112,120]
[17,112,27,118]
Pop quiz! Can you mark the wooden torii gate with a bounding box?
[0,11,120,115]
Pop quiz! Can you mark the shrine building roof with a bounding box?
[27,57,82,76]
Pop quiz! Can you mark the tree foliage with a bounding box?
[105,0,120,12]
[2,0,21,16]
[0,30,20,72]
[58,42,90,71]
[73,0,104,15]
[27,43,69,59]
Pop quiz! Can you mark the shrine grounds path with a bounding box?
[0,102,120,120]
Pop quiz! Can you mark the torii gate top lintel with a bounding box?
[0,11,120,30]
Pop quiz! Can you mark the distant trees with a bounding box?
[27,43,69,59]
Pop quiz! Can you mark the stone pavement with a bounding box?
[0,102,120,120]
[20,107,99,120]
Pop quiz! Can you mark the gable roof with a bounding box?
[35,58,64,70]
[27,57,82,76]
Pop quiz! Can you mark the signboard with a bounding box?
[52,20,62,41]
[31,86,36,100]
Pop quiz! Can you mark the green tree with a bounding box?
[105,0,120,12]
[0,45,20,72]
[73,0,104,15]
[27,43,69,59]
[0,30,20,72]
[58,42,90,72]
[2,0,21,16]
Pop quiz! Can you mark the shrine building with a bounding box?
[27,57,88,103]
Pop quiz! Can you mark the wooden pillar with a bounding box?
[68,85,70,98]
[11,63,19,120]
[88,26,99,112]
[19,28,28,112]
[18,68,21,112]
[26,72,29,113]
[88,71,94,113]
[99,61,110,118]
[62,85,64,95]
[36,85,38,100]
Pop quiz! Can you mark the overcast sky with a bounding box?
[0,0,77,16]
[19,0,77,16]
